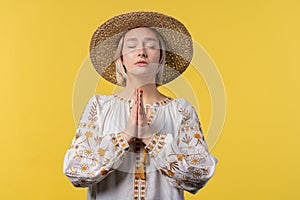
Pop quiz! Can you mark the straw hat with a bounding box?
[89,11,193,86]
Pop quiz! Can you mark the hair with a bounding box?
[113,27,166,87]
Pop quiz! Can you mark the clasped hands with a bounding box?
[122,88,153,146]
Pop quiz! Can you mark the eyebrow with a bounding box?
[125,37,158,42]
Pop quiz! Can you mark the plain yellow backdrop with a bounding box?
[1,0,299,199]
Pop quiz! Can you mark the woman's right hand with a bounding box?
[122,88,139,142]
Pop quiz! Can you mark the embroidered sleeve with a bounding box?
[144,100,218,194]
[63,95,129,187]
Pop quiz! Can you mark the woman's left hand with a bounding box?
[136,88,153,146]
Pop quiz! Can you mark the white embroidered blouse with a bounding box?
[63,94,218,200]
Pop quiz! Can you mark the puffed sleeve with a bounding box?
[144,99,218,194]
[63,94,130,187]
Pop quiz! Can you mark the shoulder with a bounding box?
[172,98,195,112]
[172,98,200,122]
[94,94,114,101]
[87,94,115,108]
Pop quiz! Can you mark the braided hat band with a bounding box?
[89,11,193,86]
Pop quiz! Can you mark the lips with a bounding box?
[135,60,148,66]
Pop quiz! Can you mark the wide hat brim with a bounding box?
[89,11,193,86]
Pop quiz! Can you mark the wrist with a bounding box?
[121,132,133,142]
[142,135,153,146]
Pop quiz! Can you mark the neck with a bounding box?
[118,76,164,104]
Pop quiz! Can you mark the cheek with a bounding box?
[121,51,134,64]
[152,51,161,62]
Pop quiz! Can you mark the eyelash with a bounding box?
[127,46,156,49]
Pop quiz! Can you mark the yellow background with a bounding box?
[1,0,299,199]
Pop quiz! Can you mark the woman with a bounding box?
[63,11,218,200]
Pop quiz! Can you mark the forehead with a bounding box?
[123,27,159,41]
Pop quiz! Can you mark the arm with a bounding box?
[144,100,218,194]
[63,95,130,187]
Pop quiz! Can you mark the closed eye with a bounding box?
[146,45,155,49]
[145,42,158,49]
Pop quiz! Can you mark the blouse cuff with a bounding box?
[112,132,130,151]
[144,134,167,157]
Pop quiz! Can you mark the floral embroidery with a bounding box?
[141,100,216,193]
[83,149,93,157]
[97,147,106,157]
[178,106,192,126]
[177,154,183,161]
[181,134,192,145]
[87,101,98,123]
[194,133,201,139]
[79,164,88,173]
[79,122,99,130]
[192,168,209,178]
[85,131,93,138]
[100,169,107,175]
[63,95,217,195]
[167,170,175,176]
[94,136,103,145]
[189,155,202,165]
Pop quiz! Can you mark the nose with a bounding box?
[137,47,147,58]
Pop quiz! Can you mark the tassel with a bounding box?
[135,164,146,179]
[134,142,149,180]
[142,148,148,165]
